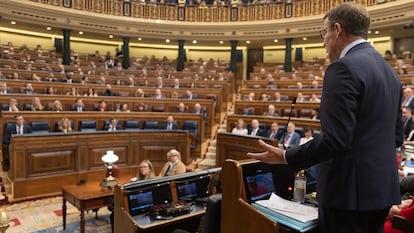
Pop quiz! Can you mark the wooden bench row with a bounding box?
[0,80,222,123]
[0,68,232,104]
[234,100,320,117]
[238,88,322,102]
[0,95,214,138]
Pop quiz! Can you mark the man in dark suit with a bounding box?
[247,119,266,137]
[267,122,284,141]
[2,113,32,171]
[248,3,403,233]
[163,115,179,131]
[402,107,413,140]
[71,98,87,112]
[279,122,301,148]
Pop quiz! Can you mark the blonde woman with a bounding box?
[158,149,186,177]
[58,117,72,133]
[31,97,44,111]
[136,160,156,180]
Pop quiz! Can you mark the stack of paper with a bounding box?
[252,193,318,232]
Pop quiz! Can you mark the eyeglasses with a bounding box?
[320,27,330,38]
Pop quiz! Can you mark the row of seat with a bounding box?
[23,119,199,133]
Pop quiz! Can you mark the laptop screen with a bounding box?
[245,171,275,203]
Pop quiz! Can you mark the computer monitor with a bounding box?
[127,182,172,216]
[175,175,211,201]
[128,190,154,216]
[242,163,295,203]
[176,181,198,201]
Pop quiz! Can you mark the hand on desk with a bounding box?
[387,198,413,219]
[247,139,287,164]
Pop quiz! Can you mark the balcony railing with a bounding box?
[30,0,394,22]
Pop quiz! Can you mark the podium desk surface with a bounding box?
[132,204,205,230]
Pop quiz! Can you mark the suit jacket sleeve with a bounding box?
[2,126,13,144]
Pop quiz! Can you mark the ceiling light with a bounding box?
[192,40,197,44]
[46,27,52,31]
[138,38,142,41]
[109,35,114,39]
[303,37,307,41]
[166,39,170,43]
[274,39,278,43]
[219,41,223,44]
[246,40,251,44]
[374,30,379,34]
[11,21,16,25]
[79,31,84,35]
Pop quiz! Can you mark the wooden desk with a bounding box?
[131,205,205,233]
[62,177,130,233]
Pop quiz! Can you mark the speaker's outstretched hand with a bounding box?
[247,139,286,164]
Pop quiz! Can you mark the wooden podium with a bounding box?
[221,159,281,233]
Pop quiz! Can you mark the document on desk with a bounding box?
[252,193,318,232]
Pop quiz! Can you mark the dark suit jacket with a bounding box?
[403,117,413,140]
[162,122,179,130]
[3,124,32,144]
[285,42,403,211]
[71,106,87,112]
[247,127,266,137]
[267,129,284,141]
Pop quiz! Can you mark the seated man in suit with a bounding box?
[106,117,121,132]
[248,119,266,137]
[71,98,87,112]
[0,81,12,94]
[2,113,32,171]
[3,98,20,112]
[21,82,35,95]
[163,115,179,131]
[267,122,284,141]
[279,122,301,149]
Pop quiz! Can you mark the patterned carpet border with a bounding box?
[3,196,111,233]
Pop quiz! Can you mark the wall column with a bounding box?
[122,36,130,69]
[177,40,185,72]
[284,38,293,72]
[230,40,238,74]
[62,29,71,65]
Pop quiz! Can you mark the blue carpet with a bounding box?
[31,215,111,233]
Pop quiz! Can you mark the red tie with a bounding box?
[17,126,21,135]
[284,134,291,143]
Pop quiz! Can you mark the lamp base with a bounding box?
[100,176,118,189]
[0,223,9,233]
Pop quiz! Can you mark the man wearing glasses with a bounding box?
[248,3,403,233]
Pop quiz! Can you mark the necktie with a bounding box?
[168,124,172,130]
[17,126,21,135]
[284,134,291,144]
[270,132,275,139]
[78,107,82,112]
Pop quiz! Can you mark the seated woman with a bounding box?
[231,119,248,135]
[31,97,44,111]
[158,149,186,177]
[51,100,63,112]
[58,117,72,133]
[136,160,156,180]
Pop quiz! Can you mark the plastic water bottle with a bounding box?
[293,170,306,204]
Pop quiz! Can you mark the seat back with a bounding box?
[124,120,140,130]
[79,120,97,132]
[198,194,222,233]
[30,121,50,134]
[151,105,164,112]
[143,121,159,130]
[183,121,199,149]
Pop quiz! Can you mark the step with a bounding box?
[205,152,216,160]
[198,159,216,170]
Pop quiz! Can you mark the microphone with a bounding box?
[283,97,297,150]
